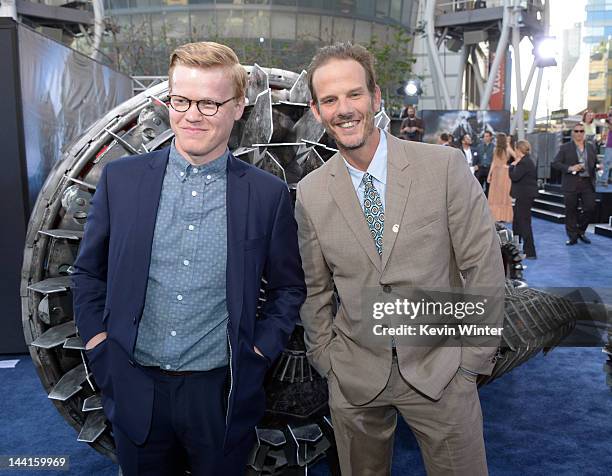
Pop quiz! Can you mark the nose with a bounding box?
[184,102,204,122]
[335,96,354,118]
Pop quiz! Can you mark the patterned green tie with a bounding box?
[363,173,384,255]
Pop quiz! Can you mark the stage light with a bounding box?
[534,36,557,68]
[403,79,422,97]
[405,83,418,96]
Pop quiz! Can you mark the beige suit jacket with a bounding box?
[295,133,505,405]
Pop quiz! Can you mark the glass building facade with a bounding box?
[101,0,418,74]
[584,0,612,44]
[584,0,612,111]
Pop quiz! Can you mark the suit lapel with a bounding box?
[226,154,249,333]
[382,135,412,273]
[588,144,596,171]
[570,143,579,164]
[133,148,169,310]
[328,154,382,273]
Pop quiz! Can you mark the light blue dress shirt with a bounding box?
[134,142,229,371]
[342,129,387,212]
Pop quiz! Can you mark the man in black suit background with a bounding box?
[552,123,598,246]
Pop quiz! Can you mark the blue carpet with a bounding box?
[311,218,612,475]
[0,356,116,476]
[1,218,610,475]
[520,218,612,289]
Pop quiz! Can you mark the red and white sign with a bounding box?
[489,52,506,110]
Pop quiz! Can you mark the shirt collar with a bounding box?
[342,129,387,185]
[169,139,229,181]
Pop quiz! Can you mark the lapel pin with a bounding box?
[392,224,399,233]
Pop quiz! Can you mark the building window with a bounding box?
[354,20,372,44]
[190,11,217,38]
[217,10,244,37]
[320,16,332,43]
[333,17,354,42]
[390,0,401,21]
[243,11,270,39]
[336,0,356,15]
[356,0,375,17]
[271,12,296,40]
[376,0,390,18]
[297,14,321,42]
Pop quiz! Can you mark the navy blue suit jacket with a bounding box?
[72,147,306,450]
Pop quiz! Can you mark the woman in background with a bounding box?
[509,140,539,259]
[487,133,513,222]
[506,134,517,161]
[583,110,597,145]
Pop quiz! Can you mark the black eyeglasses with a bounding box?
[169,95,236,116]
[573,129,585,133]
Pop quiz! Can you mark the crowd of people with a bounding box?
[394,106,612,260]
[430,129,538,258]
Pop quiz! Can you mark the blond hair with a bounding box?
[168,42,247,100]
[516,140,531,155]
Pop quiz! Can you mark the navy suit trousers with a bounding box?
[113,365,252,476]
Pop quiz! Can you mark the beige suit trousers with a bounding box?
[328,355,488,476]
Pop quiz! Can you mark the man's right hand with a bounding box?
[85,332,108,350]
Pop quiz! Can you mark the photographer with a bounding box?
[399,105,424,142]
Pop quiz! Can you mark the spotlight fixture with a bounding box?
[533,36,557,68]
[399,79,423,97]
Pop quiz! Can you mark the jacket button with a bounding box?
[383,285,392,293]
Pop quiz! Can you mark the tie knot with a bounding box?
[363,173,375,186]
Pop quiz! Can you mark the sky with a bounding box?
[510,0,588,118]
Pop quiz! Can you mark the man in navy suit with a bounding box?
[72,42,306,475]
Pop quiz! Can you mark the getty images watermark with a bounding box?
[372,297,503,338]
[359,287,506,348]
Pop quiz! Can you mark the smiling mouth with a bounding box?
[336,120,359,129]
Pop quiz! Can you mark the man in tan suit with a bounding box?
[295,43,505,475]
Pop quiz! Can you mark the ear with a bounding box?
[373,85,382,113]
[234,97,246,121]
[310,100,322,124]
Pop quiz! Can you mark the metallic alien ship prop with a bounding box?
[22,65,577,475]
